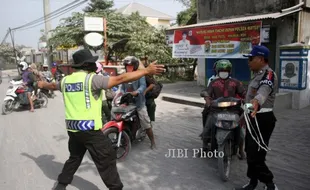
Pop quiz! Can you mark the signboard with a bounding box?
[84,17,104,31]
[172,21,262,58]
[38,42,47,52]
[261,25,270,43]
[280,60,299,88]
[84,32,104,47]
[166,34,174,47]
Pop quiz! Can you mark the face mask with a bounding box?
[219,72,229,79]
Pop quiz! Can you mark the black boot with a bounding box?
[264,183,278,190]
[234,179,258,190]
[53,183,67,190]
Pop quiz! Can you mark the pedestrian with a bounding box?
[144,74,157,124]
[37,49,164,190]
[235,45,278,190]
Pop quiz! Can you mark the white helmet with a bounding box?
[43,63,49,68]
[19,61,28,71]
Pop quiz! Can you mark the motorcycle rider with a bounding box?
[201,60,246,155]
[120,56,156,149]
[20,61,36,112]
[37,49,164,190]
[42,63,53,79]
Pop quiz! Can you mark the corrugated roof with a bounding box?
[167,8,302,30]
[116,2,175,20]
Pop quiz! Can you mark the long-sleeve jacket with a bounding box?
[120,76,146,110]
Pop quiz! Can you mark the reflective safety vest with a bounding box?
[61,71,102,132]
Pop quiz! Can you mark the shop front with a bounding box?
[168,6,302,86]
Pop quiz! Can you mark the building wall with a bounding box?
[146,17,159,26]
[197,0,299,21]
[299,9,310,44]
[146,17,171,27]
[157,19,171,27]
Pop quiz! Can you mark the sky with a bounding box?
[0,0,185,48]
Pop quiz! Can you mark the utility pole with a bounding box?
[8,28,20,74]
[43,0,52,68]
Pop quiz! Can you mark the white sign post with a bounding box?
[84,17,104,32]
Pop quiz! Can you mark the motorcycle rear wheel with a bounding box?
[218,140,232,182]
[2,99,15,115]
[102,127,131,162]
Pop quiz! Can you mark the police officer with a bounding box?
[37,49,164,190]
[235,45,278,190]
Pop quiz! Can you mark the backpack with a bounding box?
[146,79,163,99]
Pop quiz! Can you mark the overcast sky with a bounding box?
[0,0,184,48]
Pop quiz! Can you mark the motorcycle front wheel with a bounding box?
[218,140,232,182]
[2,99,15,115]
[102,127,131,162]
[38,92,48,108]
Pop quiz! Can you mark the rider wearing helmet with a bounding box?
[20,61,36,112]
[121,56,156,149]
[200,60,246,157]
[42,63,53,79]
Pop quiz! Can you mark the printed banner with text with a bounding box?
[172,21,262,58]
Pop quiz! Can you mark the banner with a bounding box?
[172,21,262,58]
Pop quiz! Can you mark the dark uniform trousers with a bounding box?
[245,111,276,184]
[58,130,123,190]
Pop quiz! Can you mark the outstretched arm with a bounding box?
[107,61,164,89]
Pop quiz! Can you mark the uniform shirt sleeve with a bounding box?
[255,71,274,106]
[91,75,110,90]
[56,77,64,92]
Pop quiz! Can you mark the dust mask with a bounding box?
[219,72,229,79]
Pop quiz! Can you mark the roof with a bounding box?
[167,7,302,30]
[116,2,175,20]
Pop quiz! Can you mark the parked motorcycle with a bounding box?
[41,77,55,98]
[2,78,48,115]
[201,92,243,181]
[101,92,146,161]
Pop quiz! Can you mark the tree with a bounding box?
[0,43,15,64]
[39,29,47,42]
[83,0,114,13]
[49,0,177,63]
[176,0,197,26]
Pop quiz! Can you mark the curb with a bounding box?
[161,94,205,108]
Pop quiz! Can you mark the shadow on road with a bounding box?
[21,153,100,190]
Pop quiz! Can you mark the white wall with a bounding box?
[197,58,206,86]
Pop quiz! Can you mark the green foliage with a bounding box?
[0,43,25,64]
[49,0,178,64]
[176,0,197,26]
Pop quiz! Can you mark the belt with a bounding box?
[66,120,95,131]
[257,108,273,113]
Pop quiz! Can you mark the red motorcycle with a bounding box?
[101,92,146,161]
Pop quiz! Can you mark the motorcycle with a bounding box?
[2,77,48,115]
[41,77,55,98]
[201,92,243,181]
[55,71,65,82]
[101,92,146,161]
